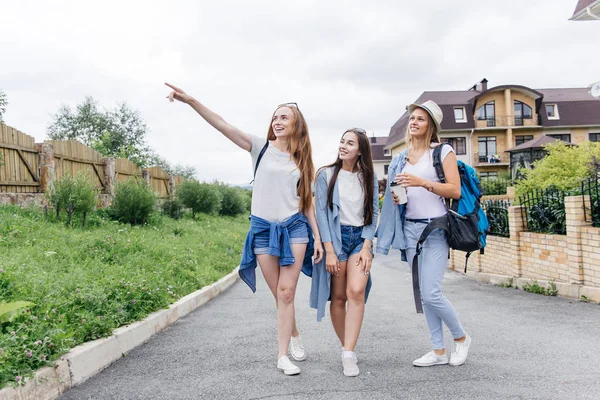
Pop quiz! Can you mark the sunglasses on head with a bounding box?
[278,102,299,110]
[348,128,367,135]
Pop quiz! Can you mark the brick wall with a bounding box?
[448,195,600,301]
[519,232,569,282]
[581,226,600,287]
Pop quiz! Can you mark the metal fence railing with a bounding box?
[519,188,567,235]
[581,175,600,228]
[482,200,511,237]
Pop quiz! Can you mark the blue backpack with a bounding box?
[410,143,489,313]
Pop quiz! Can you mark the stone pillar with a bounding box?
[507,186,516,201]
[103,158,116,197]
[507,205,525,278]
[168,175,175,199]
[564,195,591,285]
[36,142,55,193]
[142,169,151,187]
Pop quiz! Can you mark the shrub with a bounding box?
[481,178,510,196]
[215,185,247,217]
[162,198,184,219]
[244,189,252,212]
[177,181,221,217]
[515,141,600,197]
[110,178,156,225]
[47,173,98,227]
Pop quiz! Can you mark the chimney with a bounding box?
[481,78,488,91]
[370,135,377,144]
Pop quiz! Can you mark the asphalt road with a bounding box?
[60,250,600,400]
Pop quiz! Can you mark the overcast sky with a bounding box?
[1,0,598,184]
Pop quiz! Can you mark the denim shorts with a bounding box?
[253,218,309,255]
[338,225,370,262]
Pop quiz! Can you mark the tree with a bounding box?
[0,90,7,123]
[146,152,197,179]
[47,97,153,166]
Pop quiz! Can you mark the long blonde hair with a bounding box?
[267,106,314,214]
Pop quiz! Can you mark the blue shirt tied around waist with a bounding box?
[239,213,314,292]
[375,150,408,259]
[310,167,378,322]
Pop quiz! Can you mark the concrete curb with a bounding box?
[462,270,600,302]
[0,267,239,400]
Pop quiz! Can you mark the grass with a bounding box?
[0,205,248,388]
[523,280,558,296]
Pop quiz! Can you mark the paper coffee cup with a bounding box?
[390,182,407,204]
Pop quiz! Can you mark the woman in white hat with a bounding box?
[376,100,471,367]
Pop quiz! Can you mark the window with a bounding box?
[547,134,571,142]
[515,135,533,146]
[479,171,498,179]
[476,101,495,126]
[454,107,467,123]
[589,133,600,142]
[546,104,559,120]
[478,136,497,162]
[514,101,533,126]
[384,164,389,175]
[440,137,467,155]
[383,148,391,156]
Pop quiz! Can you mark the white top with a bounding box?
[337,169,365,227]
[250,135,300,222]
[402,144,454,220]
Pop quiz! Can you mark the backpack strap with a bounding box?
[250,140,269,184]
[410,215,450,314]
[432,143,448,184]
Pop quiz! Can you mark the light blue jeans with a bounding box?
[404,220,465,350]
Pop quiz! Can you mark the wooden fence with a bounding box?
[115,158,142,183]
[51,140,106,191]
[0,122,184,201]
[0,125,39,193]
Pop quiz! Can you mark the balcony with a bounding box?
[475,114,539,129]
[473,152,510,167]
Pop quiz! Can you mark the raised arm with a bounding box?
[165,83,252,152]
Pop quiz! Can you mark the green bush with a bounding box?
[481,178,510,196]
[110,178,156,225]
[47,173,98,227]
[215,185,247,217]
[515,141,600,198]
[162,198,184,219]
[177,181,222,217]
[244,189,252,212]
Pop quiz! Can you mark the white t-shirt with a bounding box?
[402,144,454,220]
[337,169,365,227]
[250,135,300,222]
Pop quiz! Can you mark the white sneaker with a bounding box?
[342,355,359,377]
[277,355,300,375]
[413,350,449,367]
[449,333,471,366]
[289,335,306,361]
[341,348,358,364]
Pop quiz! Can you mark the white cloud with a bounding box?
[1,0,598,184]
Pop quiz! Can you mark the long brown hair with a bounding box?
[266,105,314,214]
[318,129,375,226]
[406,108,440,148]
